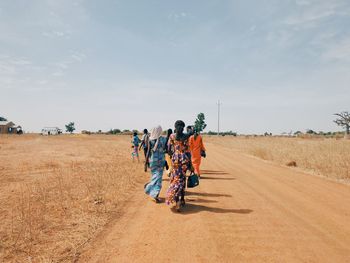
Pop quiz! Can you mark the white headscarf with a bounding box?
[149,125,162,151]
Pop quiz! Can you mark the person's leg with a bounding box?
[175,190,181,211]
[143,147,148,159]
[145,166,163,202]
[194,162,200,176]
[154,169,163,202]
[135,147,140,162]
[197,158,202,176]
[180,174,186,206]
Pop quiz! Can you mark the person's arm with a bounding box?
[186,139,194,173]
[189,136,193,152]
[167,136,173,156]
[139,136,144,150]
[139,138,144,150]
[200,136,206,158]
[201,136,206,151]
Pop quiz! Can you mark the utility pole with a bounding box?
[217,100,222,136]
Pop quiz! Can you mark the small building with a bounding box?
[41,127,62,135]
[0,121,22,134]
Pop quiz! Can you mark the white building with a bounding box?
[41,127,62,135]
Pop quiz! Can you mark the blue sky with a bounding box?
[1,0,350,134]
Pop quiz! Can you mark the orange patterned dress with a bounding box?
[166,134,191,205]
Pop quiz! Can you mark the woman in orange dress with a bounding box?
[189,130,206,178]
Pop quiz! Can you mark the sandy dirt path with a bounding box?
[79,141,350,263]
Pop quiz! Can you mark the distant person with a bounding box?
[189,129,206,178]
[144,126,167,203]
[166,120,192,212]
[131,131,141,162]
[165,128,173,176]
[139,129,150,160]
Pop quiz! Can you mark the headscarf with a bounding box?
[149,125,163,151]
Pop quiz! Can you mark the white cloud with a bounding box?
[295,0,311,6]
[10,59,32,66]
[322,38,350,62]
[38,80,48,85]
[53,62,69,69]
[70,51,86,62]
[285,1,347,27]
[52,71,64,77]
[42,30,71,38]
[48,50,86,77]
[168,12,191,21]
[0,56,32,77]
[0,61,16,75]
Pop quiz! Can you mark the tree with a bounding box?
[306,129,316,134]
[0,116,7,121]
[194,113,207,133]
[108,129,121,134]
[65,122,75,134]
[108,129,121,135]
[334,111,350,138]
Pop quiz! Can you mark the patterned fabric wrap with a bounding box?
[132,146,139,157]
[166,134,190,205]
[132,135,141,147]
[131,135,141,157]
[144,137,167,198]
[148,137,166,168]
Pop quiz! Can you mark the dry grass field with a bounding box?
[206,136,350,181]
[1,134,350,262]
[0,134,144,262]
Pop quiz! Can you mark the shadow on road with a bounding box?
[178,204,253,215]
[201,170,229,175]
[185,198,218,204]
[200,176,235,180]
[187,192,232,198]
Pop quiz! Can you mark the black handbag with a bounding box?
[200,150,206,158]
[187,173,199,188]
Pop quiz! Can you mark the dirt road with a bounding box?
[79,141,350,263]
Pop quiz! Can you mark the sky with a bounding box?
[1,0,350,134]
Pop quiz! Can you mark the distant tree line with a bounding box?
[206,131,237,136]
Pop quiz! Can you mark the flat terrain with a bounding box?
[80,137,350,263]
[0,135,143,262]
[1,135,350,262]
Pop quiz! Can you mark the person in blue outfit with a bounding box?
[144,125,167,203]
[131,131,141,162]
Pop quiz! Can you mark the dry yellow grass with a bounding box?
[1,134,350,262]
[0,134,145,262]
[206,136,350,180]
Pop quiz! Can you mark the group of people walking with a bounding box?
[131,120,206,212]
